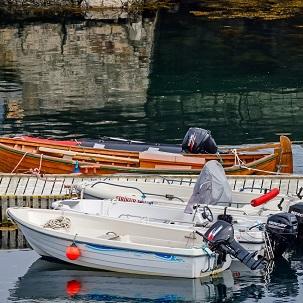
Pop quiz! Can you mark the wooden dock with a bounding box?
[0,173,303,196]
[1,172,303,249]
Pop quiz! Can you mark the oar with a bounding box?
[38,146,139,164]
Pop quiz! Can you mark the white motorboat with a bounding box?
[57,161,299,256]
[53,198,266,254]
[74,163,299,213]
[7,207,238,278]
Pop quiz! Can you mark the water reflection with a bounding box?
[147,5,303,144]
[1,4,303,144]
[9,257,234,302]
[232,256,300,302]
[0,14,155,138]
[266,256,299,299]
[6,250,303,303]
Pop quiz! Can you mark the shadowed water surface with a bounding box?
[1,3,303,302]
[0,249,302,302]
[0,3,303,145]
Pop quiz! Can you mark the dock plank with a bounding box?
[14,177,30,195]
[1,196,8,222]
[6,177,20,195]
[9,196,17,208]
[0,177,12,195]
[32,179,47,196]
[41,179,57,196]
[9,229,16,249]
[23,177,39,195]
[1,174,303,200]
[50,178,66,195]
[1,230,8,249]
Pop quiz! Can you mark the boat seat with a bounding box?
[139,152,205,167]
[38,146,76,156]
[98,231,120,240]
[240,205,264,216]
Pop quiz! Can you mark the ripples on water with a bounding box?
[0,249,301,303]
[1,2,303,303]
[1,4,303,144]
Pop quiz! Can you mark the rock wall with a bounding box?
[1,0,139,8]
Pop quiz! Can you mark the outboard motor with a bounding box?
[198,220,266,271]
[266,212,298,255]
[288,202,303,239]
[182,127,218,154]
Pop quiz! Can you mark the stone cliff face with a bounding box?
[1,0,136,8]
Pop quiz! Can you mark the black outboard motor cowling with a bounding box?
[266,212,298,256]
[288,202,303,238]
[182,128,218,154]
[199,220,266,271]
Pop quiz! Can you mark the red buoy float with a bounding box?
[66,243,81,260]
[250,188,280,207]
[66,279,81,297]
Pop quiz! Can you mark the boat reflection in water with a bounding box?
[265,256,299,300]
[10,257,234,302]
[9,253,301,302]
[232,255,299,302]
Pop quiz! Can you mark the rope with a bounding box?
[28,154,43,175]
[230,149,291,175]
[235,164,292,175]
[231,149,245,167]
[11,153,44,175]
[11,152,28,173]
[43,216,71,230]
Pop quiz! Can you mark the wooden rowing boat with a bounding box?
[0,136,293,175]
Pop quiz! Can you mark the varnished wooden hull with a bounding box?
[0,136,293,175]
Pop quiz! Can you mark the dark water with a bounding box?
[1,2,303,302]
[0,249,303,303]
[1,4,303,144]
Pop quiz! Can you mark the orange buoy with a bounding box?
[66,279,81,297]
[250,188,280,207]
[66,243,81,260]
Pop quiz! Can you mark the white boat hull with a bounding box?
[53,198,265,254]
[76,179,294,212]
[8,208,230,278]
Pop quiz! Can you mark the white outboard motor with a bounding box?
[198,220,266,271]
[182,127,218,154]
